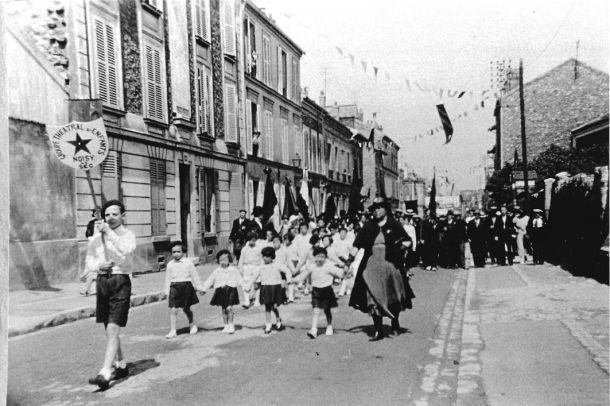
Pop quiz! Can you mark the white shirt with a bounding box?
[332,237,353,260]
[166,257,203,294]
[202,265,244,290]
[85,225,136,275]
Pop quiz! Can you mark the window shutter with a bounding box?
[225,84,237,142]
[282,118,288,164]
[263,36,270,85]
[205,71,211,135]
[145,44,164,121]
[196,0,209,41]
[277,47,282,93]
[153,47,163,120]
[258,180,264,206]
[94,18,119,108]
[150,159,166,234]
[197,66,206,133]
[293,124,299,157]
[287,55,292,100]
[102,151,121,202]
[246,100,253,154]
[248,179,254,211]
[223,0,235,56]
[266,111,273,159]
[292,59,298,102]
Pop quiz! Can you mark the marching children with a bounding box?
[272,234,295,303]
[248,247,290,334]
[165,241,204,339]
[238,232,263,308]
[293,246,344,339]
[201,249,245,334]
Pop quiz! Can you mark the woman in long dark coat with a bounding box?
[346,197,416,341]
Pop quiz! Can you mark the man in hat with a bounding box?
[468,210,487,267]
[485,205,499,264]
[441,210,462,269]
[494,205,516,266]
[527,209,546,264]
[229,209,251,262]
[249,206,265,239]
[87,200,137,389]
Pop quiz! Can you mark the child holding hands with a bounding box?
[165,241,204,339]
[201,249,245,334]
[248,247,290,334]
[293,246,344,339]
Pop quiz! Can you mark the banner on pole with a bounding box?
[46,118,109,170]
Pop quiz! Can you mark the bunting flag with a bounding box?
[458,91,466,98]
[349,53,354,65]
[436,104,454,144]
[283,177,297,217]
[429,172,437,214]
[361,61,367,73]
[323,193,337,224]
[405,79,412,92]
[415,82,427,92]
[438,88,444,99]
[297,169,309,222]
[335,46,343,55]
[373,66,378,78]
[262,168,278,224]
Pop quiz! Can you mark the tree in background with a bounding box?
[485,162,514,207]
[530,144,609,180]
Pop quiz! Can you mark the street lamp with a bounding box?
[292,156,301,168]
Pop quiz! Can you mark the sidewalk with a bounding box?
[8,263,218,338]
[457,262,609,406]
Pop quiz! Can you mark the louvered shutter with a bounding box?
[282,118,288,164]
[197,66,205,133]
[150,159,166,234]
[292,59,298,102]
[225,84,237,142]
[246,100,253,154]
[145,44,164,121]
[223,0,235,56]
[266,111,273,159]
[263,36,270,85]
[293,124,299,157]
[94,18,119,108]
[277,47,282,93]
[287,55,292,100]
[102,151,121,202]
[229,172,242,222]
[248,179,254,210]
[205,72,211,134]
[195,0,209,41]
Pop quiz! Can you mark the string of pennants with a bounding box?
[272,8,504,145]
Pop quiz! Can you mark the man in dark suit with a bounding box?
[527,209,546,264]
[485,205,499,264]
[249,206,265,239]
[442,210,462,269]
[229,209,250,261]
[421,212,440,271]
[468,211,487,267]
[494,205,516,266]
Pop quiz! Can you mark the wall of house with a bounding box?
[501,60,609,165]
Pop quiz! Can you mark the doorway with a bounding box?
[179,163,191,251]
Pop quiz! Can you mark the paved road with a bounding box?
[8,267,458,406]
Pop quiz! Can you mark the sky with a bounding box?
[251,0,609,193]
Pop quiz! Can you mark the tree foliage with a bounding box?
[485,162,514,206]
[530,144,609,180]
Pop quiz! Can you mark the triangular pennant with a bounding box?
[349,54,354,65]
[361,60,367,73]
[415,82,426,92]
[458,91,466,98]
[373,66,378,78]
[335,46,343,55]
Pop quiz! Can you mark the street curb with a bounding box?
[8,290,168,339]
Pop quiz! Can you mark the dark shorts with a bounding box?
[311,286,338,309]
[169,282,200,309]
[210,286,240,308]
[96,274,132,327]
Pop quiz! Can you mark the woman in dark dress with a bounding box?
[346,197,416,341]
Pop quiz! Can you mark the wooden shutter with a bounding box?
[197,66,206,133]
[248,179,254,210]
[292,58,298,102]
[205,71,211,134]
[293,124,300,157]
[246,100,253,154]
[225,84,237,142]
[94,18,119,108]
[195,0,209,41]
[287,55,292,100]
[277,47,282,93]
[223,0,235,56]
[263,36,270,85]
[150,159,166,235]
[229,172,243,222]
[266,111,273,159]
[102,151,121,202]
[145,44,164,121]
[282,119,288,164]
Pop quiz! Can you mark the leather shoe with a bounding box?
[89,374,110,390]
[114,366,129,380]
[369,333,384,342]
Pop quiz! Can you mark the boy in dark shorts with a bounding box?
[86,200,137,389]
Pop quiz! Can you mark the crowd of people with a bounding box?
[83,196,544,390]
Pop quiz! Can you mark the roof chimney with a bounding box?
[319,91,326,107]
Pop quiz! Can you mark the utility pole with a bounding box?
[519,59,530,213]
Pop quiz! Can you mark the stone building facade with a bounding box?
[7,0,246,290]
[497,59,609,166]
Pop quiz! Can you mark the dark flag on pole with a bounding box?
[324,193,337,224]
[262,167,278,224]
[347,166,361,218]
[436,104,454,144]
[283,177,297,217]
[429,172,437,215]
[296,169,309,223]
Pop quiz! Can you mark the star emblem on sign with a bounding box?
[67,133,92,155]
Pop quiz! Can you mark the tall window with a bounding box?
[197,64,211,135]
[246,100,259,155]
[150,158,166,235]
[277,47,288,97]
[262,35,270,86]
[144,42,165,121]
[265,110,273,159]
[291,57,298,101]
[225,84,237,142]
[101,151,121,203]
[281,118,288,164]
[93,17,120,108]
[194,0,210,41]
[244,18,257,77]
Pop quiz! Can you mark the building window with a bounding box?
[150,158,166,235]
[265,110,273,159]
[194,0,210,42]
[144,42,165,121]
[262,35,270,86]
[92,17,120,108]
[293,123,300,157]
[246,100,260,155]
[200,168,216,233]
[244,17,257,77]
[197,64,212,135]
[222,0,235,56]
[291,57,298,102]
[101,151,121,203]
[281,118,288,164]
[225,83,237,142]
[277,47,288,97]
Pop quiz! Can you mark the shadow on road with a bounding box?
[92,358,161,392]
